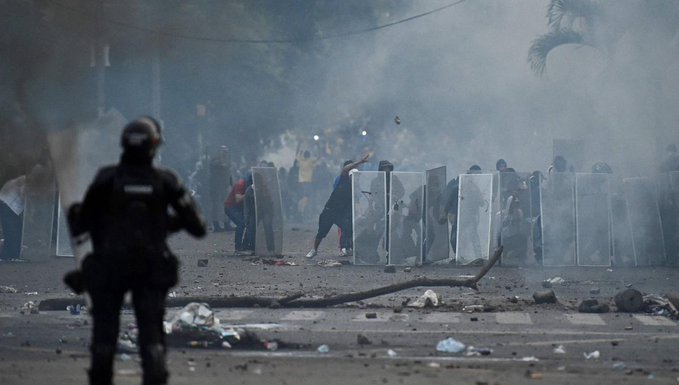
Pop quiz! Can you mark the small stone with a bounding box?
[365,312,378,319]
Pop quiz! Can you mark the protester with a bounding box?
[306,154,370,259]
[224,173,252,253]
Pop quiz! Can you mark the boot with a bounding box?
[88,345,115,385]
[141,343,168,385]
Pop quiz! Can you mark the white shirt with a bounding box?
[0,175,26,215]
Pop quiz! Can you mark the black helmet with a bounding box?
[121,116,162,158]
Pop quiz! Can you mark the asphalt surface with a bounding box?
[1,223,678,384]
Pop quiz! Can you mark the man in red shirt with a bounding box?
[224,173,252,252]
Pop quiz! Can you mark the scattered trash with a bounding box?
[612,362,626,371]
[384,266,396,273]
[317,344,330,353]
[387,349,398,357]
[357,334,372,346]
[518,356,540,362]
[526,370,543,380]
[197,259,208,267]
[553,345,566,354]
[578,299,610,313]
[66,305,82,315]
[615,289,643,312]
[643,294,679,317]
[24,292,38,296]
[404,267,412,273]
[20,301,38,314]
[436,337,465,353]
[264,341,278,351]
[462,305,485,313]
[408,290,441,308]
[0,286,18,293]
[466,346,492,356]
[427,362,441,368]
[164,303,244,349]
[590,288,601,295]
[542,277,565,288]
[365,312,377,319]
[262,259,298,266]
[533,290,557,304]
[583,350,600,360]
[317,259,342,268]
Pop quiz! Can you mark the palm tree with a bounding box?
[528,0,602,76]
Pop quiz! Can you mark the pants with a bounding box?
[0,201,22,259]
[224,206,245,250]
[89,283,168,385]
[316,207,352,248]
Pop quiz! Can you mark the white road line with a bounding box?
[422,313,461,323]
[565,314,606,326]
[213,310,254,320]
[495,312,533,325]
[632,315,677,326]
[281,311,325,321]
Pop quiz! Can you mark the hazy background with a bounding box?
[2,0,678,183]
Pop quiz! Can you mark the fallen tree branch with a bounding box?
[285,246,503,308]
[38,247,502,310]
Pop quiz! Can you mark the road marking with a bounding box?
[495,312,532,325]
[565,314,606,326]
[281,311,325,321]
[632,315,677,326]
[422,313,461,323]
[214,310,253,320]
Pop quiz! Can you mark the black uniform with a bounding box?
[69,119,206,385]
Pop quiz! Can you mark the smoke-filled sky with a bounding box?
[2,0,678,181]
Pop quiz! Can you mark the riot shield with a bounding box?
[540,172,576,266]
[20,164,57,261]
[252,167,284,257]
[424,167,448,263]
[666,171,679,263]
[56,197,73,257]
[456,174,493,265]
[611,182,635,267]
[575,173,611,266]
[388,172,424,266]
[498,171,532,266]
[352,171,387,265]
[47,110,126,261]
[622,177,666,266]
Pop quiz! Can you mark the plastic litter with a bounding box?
[0,286,18,293]
[317,344,330,353]
[66,305,81,315]
[409,290,441,308]
[21,301,38,314]
[583,350,600,360]
[553,345,566,354]
[612,362,626,371]
[317,259,343,268]
[519,356,540,362]
[466,346,492,356]
[436,337,465,353]
[387,349,398,357]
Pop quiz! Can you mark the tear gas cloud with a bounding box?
[1,0,678,181]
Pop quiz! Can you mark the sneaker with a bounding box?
[305,249,317,259]
[339,248,348,257]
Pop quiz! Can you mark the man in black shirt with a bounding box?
[306,154,370,258]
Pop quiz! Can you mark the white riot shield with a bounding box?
[47,110,126,261]
[20,164,57,261]
[622,177,666,266]
[352,171,387,265]
[666,171,679,263]
[498,171,532,266]
[252,167,284,257]
[425,167,448,263]
[540,172,576,266]
[388,172,424,266]
[611,185,635,267]
[456,174,493,265]
[575,173,611,266]
[56,197,72,257]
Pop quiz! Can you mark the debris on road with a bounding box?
[466,346,492,356]
[408,289,441,308]
[164,303,245,349]
[387,349,398,357]
[357,334,372,346]
[553,345,566,354]
[542,277,565,288]
[317,344,330,353]
[317,259,342,268]
[583,350,600,360]
[518,356,540,362]
[0,286,17,293]
[533,289,557,304]
[197,259,208,267]
[436,337,465,353]
[365,312,377,319]
[612,362,626,371]
[643,294,678,318]
[615,289,643,312]
[20,301,38,314]
[525,370,543,380]
[578,299,610,313]
[383,266,396,273]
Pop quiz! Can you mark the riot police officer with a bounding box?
[65,117,206,385]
